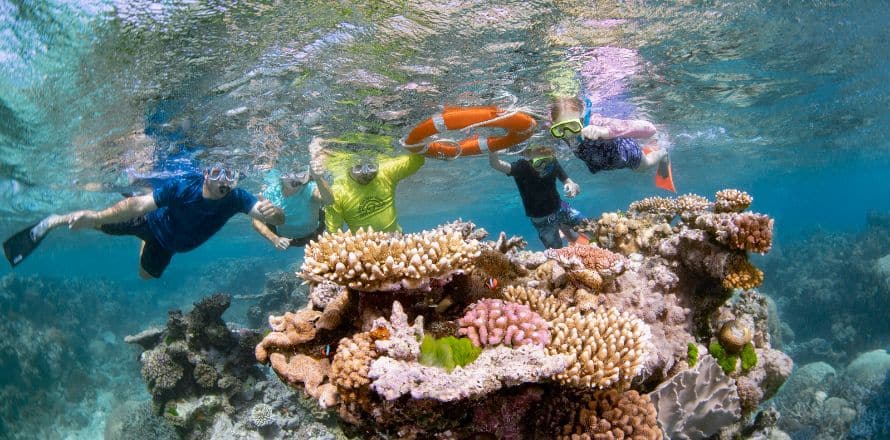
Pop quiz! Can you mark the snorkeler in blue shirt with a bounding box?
[252,139,335,249]
[22,165,282,279]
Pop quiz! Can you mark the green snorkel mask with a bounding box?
[549,119,583,139]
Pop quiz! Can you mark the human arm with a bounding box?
[308,137,335,204]
[252,218,292,250]
[487,150,511,175]
[583,115,657,140]
[380,154,425,182]
[67,193,158,230]
[249,197,285,225]
[553,162,580,198]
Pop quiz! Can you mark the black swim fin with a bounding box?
[3,221,45,267]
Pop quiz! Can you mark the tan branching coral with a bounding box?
[557,390,662,440]
[255,309,322,363]
[546,245,627,291]
[695,213,774,254]
[722,259,764,290]
[300,227,481,291]
[550,306,653,388]
[330,332,378,398]
[628,196,677,219]
[503,286,653,389]
[675,193,711,222]
[269,353,338,407]
[714,189,753,213]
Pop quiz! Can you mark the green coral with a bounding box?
[419,335,481,372]
[687,343,699,367]
[740,342,758,372]
[709,341,739,374]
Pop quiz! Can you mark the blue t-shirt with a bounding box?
[147,174,257,252]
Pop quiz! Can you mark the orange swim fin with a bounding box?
[655,156,676,193]
[572,233,590,246]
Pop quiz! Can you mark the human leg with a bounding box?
[634,144,668,172]
[30,214,73,241]
[530,216,564,249]
[99,215,171,278]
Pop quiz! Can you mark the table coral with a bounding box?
[300,225,481,291]
[458,298,551,347]
[628,196,677,219]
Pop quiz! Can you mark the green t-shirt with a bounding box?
[325,154,424,233]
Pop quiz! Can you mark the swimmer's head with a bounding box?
[349,155,378,185]
[205,164,239,198]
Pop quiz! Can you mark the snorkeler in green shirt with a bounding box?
[323,153,425,233]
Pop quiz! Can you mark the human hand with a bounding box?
[274,236,292,250]
[564,181,580,198]
[581,125,611,141]
[256,199,277,220]
[67,211,99,230]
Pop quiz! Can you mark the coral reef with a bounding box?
[243,200,789,438]
[457,298,551,347]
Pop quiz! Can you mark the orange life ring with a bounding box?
[403,106,537,159]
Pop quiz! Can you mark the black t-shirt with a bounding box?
[509,159,567,218]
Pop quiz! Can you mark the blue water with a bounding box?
[2,1,889,438]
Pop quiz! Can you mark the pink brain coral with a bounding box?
[458,299,551,348]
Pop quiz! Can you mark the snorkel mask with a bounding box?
[549,118,583,139]
[206,165,239,196]
[531,155,557,176]
[350,157,379,185]
[283,170,311,189]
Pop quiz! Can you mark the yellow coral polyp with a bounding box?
[722,259,764,290]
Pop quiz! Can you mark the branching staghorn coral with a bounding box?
[458,299,551,348]
[556,389,662,440]
[503,285,653,389]
[300,226,481,291]
[714,189,753,213]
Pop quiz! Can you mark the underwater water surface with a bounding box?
[1,0,889,439]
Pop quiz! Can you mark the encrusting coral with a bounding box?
[714,189,753,213]
[458,298,551,348]
[300,225,481,291]
[557,389,662,440]
[546,244,627,291]
[254,309,321,363]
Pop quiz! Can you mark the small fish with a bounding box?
[485,277,498,290]
[321,344,332,357]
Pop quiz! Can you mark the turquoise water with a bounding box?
[2,1,889,438]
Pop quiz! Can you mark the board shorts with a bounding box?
[99,215,172,278]
[529,201,585,249]
[574,137,643,174]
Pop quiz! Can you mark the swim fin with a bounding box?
[655,156,676,193]
[3,221,45,267]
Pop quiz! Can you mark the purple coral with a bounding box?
[458,299,550,348]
